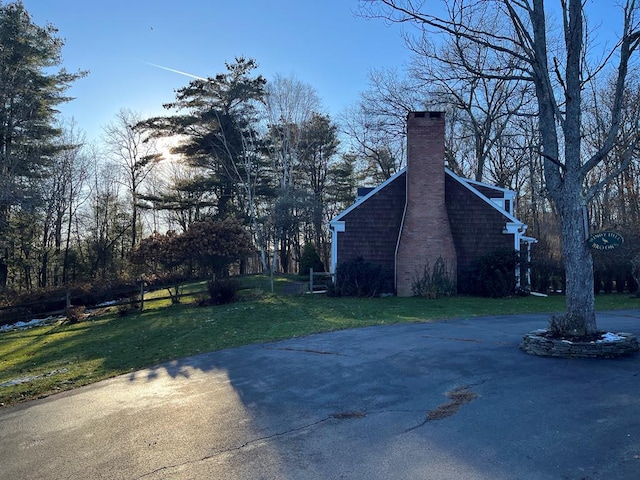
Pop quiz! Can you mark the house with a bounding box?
[329,111,535,296]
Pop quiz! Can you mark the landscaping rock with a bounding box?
[520,329,639,358]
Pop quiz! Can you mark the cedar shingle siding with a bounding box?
[337,173,406,271]
[445,175,515,292]
[330,111,531,296]
[333,171,517,294]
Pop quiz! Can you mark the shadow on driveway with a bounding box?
[1,310,639,479]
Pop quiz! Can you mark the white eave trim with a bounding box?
[446,168,523,226]
[463,177,517,200]
[330,167,406,224]
[503,222,527,237]
[329,221,345,232]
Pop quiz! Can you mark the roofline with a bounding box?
[462,177,516,198]
[445,168,524,227]
[329,167,406,224]
[330,166,527,233]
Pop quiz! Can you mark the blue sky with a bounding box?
[24,0,412,143]
[22,0,622,145]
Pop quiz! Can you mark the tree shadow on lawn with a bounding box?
[0,296,329,404]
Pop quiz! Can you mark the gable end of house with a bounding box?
[329,111,535,295]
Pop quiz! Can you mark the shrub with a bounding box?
[166,284,183,304]
[464,249,520,298]
[194,295,210,307]
[593,240,636,294]
[4,281,139,315]
[207,278,242,305]
[412,257,456,298]
[64,305,86,324]
[330,257,393,297]
[299,243,325,276]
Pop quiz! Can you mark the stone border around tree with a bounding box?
[520,329,640,358]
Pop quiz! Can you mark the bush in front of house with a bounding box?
[330,257,394,297]
[207,278,242,305]
[412,257,456,298]
[464,249,520,298]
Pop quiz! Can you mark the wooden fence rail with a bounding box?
[308,269,334,293]
[0,285,210,327]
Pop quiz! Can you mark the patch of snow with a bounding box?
[0,375,38,387]
[597,332,625,343]
[95,299,119,307]
[0,316,58,334]
[0,368,68,388]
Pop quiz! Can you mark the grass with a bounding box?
[0,274,638,407]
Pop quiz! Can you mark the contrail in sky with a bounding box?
[146,62,206,80]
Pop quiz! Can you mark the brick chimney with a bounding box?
[395,111,457,296]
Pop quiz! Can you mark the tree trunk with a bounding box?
[558,191,597,335]
[40,251,48,288]
[131,194,138,248]
[0,257,7,289]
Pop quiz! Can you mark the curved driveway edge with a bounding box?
[1,311,639,479]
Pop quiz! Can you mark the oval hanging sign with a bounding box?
[587,231,624,251]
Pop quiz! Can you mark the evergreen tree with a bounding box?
[142,57,270,269]
[297,113,339,265]
[0,1,86,289]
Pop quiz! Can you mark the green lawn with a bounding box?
[1,275,638,407]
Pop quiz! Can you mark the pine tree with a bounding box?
[0,1,86,289]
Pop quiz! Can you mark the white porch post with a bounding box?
[329,221,345,274]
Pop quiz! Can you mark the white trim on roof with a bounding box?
[504,222,526,249]
[329,166,535,277]
[463,177,516,198]
[445,168,523,226]
[329,167,524,229]
[330,166,525,229]
[329,167,407,225]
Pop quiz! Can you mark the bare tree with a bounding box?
[81,154,130,280]
[361,0,640,335]
[584,71,640,231]
[341,68,422,182]
[298,113,340,266]
[264,74,321,189]
[39,119,91,286]
[408,27,536,182]
[262,75,323,271]
[103,109,162,248]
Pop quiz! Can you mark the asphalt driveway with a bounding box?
[1,310,639,479]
